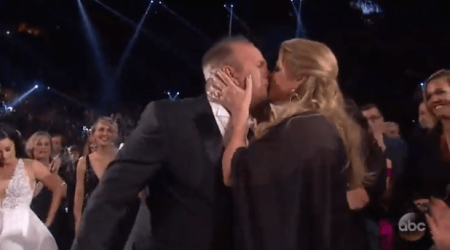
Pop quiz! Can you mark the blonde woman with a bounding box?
[74,117,118,233]
[27,131,68,250]
[208,38,369,250]
[26,132,62,198]
[393,70,450,250]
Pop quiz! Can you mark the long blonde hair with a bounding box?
[256,38,366,188]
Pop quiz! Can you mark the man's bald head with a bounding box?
[202,35,252,79]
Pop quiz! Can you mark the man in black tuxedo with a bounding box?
[71,35,270,250]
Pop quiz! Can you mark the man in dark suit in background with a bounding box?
[71,35,270,250]
[361,103,407,181]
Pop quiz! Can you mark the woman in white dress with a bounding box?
[0,124,65,250]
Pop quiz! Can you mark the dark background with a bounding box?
[1,0,450,135]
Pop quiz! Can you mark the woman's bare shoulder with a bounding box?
[22,159,40,169]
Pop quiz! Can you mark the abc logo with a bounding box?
[398,212,426,241]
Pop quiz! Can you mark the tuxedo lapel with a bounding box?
[194,95,224,167]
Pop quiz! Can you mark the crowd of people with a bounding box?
[1,35,450,250]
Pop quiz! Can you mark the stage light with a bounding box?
[231,4,233,7]
[159,1,161,3]
[6,31,9,35]
[34,85,38,89]
[47,87,50,90]
[166,91,179,101]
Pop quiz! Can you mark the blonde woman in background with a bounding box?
[74,117,118,233]
[27,131,69,250]
[74,117,141,249]
[26,132,62,197]
[208,38,370,250]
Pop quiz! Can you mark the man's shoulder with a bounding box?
[384,136,405,146]
[384,136,407,155]
[149,95,206,110]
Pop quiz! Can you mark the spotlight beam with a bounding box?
[296,0,303,37]
[166,91,179,101]
[77,0,114,111]
[228,4,233,36]
[115,0,154,80]
[291,0,304,38]
[9,85,38,107]
[47,88,91,109]
[94,0,135,24]
[224,5,252,36]
[94,0,198,72]
[224,5,239,21]
[159,2,211,42]
[290,0,299,14]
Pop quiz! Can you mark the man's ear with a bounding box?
[221,66,234,78]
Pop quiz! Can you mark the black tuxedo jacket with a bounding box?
[71,95,233,250]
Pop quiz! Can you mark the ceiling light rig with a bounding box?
[165,91,179,101]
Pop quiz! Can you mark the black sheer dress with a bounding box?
[31,162,72,250]
[83,155,99,210]
[84,155,140,250]
[231,111,369,250]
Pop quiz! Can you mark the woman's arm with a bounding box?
[33,181,44,197]
[222,116,248,186]
[31,160,65,227]
[74,157,87,233]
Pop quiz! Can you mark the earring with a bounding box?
[289,90,300,102]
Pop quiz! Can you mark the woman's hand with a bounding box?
[45,220,52,228]
[427,199,450,250]
[207,71,253,124]
[50,156,62,174]
[347,187,370,210]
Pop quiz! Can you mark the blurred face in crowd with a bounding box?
[0,138,16,166]
[33,136,51,160]
[425,77,450,119]
[384,122,400,138]
[69,149,80,163]
[362,107,385,135]
[418,102,434,129]
[51,136,63,154]
[93,121,115,147]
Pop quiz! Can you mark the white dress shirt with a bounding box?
[208,101,279,138]
[209,101,253,137]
